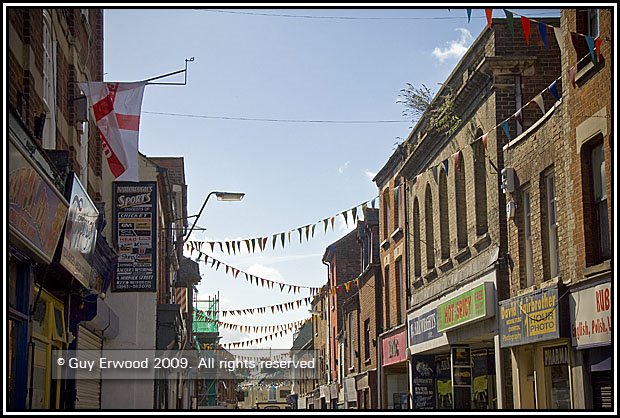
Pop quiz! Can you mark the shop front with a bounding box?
[569,279,612,410]
[408,278,498,410]
[354,370,377,409]
[8,110,69,410]
[499,283,572,409]
[380,326,408,409]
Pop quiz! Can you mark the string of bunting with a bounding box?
[185,197,379,255]
[197,295,314,317]
[412,50,594,189]
[220,327,298,349]
[470,8,611,47]
[191,249,364,297]
[193,315,311,335]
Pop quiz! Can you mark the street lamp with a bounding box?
[183,191,245,243]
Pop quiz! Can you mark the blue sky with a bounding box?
[103,7,559,348]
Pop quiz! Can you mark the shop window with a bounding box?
[543,345,571,409]
[424,184,435,269]
[522,185,534,287]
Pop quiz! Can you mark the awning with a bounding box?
[83,298,119,339]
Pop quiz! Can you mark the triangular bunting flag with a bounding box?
[262,237,268,251]
[330,216,335,230]
[570,32,582,54]
[515,108,523,127]
[504,10,514,36]
[323,219,329,234]
[538,21,548,48]
[466,9,472,24]
[569,66,577,88]
[219,242,223,253]
[453,150,461,171]
[485,9,493,28]
[521,16,531,45]
[500,120,511,142]
[595,38,603,61]
[351,207,358,224]
[584,35,597,63]
[548,80,560,101]
[481,133,489,151]
[225,241,231,255]
[533,94,545,114]
[305,225,310,241]
[272,234,278,250]
[209,242,215,252]
[298,227,303,243]
[280,232,285,248]
[342,210,348,226]
[553,26,565,55]
[311,224,316,238]
[361,202,367,219]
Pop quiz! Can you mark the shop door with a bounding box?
[591,372,612,410]
[75,326,102,409]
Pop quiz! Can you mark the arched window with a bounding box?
[413,197,422,277]
[455,151,468,249]
[439,168,450,259]
[425,184,435,269]
[474,131,488,235]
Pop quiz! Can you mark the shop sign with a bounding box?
[408,309,441,346]
[411,355,435,410]
[112,182,158,292]
[570,281,611,349]
[382,328,406,366]
[437,283,492,332]
[543,345,568,366]
[499,286,560,348]
[60,173,99,289]
[344,378,356,403]
[9,138,69,264]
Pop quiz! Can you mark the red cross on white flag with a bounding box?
[79,81,146,181]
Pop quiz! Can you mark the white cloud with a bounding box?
[246,264,284,282]
[338,161,350,174]
[364,169,377,181]
[432,28,473,63]
[337,212,357,233]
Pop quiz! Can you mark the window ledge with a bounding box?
[391,227,404,243]
[584,259,611,279]
[424,267,437,283]
[364,358,371,365]
[473,233,491,253]
[380,239,390,250]
[438,258,453,273]
[413,276,424,289]
[455,246,471,263]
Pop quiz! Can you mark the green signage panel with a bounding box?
[437,284,488,332]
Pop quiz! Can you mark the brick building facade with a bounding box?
[400,17,562,410]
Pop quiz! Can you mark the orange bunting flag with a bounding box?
[521,16,531,45]
[485,9,493,28]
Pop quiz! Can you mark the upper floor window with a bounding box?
[394,182,401,231]
[587,142,610,262]
[42,10,56,149]
[522,186,534,287]
[364,319,370,361]
[439,167,450,259]
[586,9,600,38]
[544,171,560,278]
[413,198,422,277]
[382,188,390,241]
[425,184,435,269]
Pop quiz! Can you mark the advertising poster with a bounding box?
[112,182,157,292]
[436,355,452,409]
[411,355,436,409]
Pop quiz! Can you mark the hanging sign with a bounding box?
[112,182,157,292]
[569,281,611,349]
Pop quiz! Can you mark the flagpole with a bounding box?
[142,57,194,85]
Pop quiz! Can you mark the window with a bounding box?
[395,259,403,324]
[586,9,600,38]
[474,136,488,236]
[591,143,610,261]
[455,152,468,249]
[413,198,422,277]
[348,313,355,369]
[394,182,401,231]
[522,187,534,287]
[42,10,56,149]
[382,188,390,241]
[425,184,435,269]
[364,319,370,361]
[439,168,450,259]
[384,266,390,329]
[545,173,560,278]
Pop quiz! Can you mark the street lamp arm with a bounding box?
[184,191,217,244]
